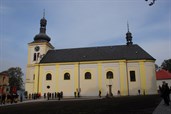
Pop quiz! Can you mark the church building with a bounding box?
[25,15,157,97]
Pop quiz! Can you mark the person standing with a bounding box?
[138,90,141,95]
[99,90,101,98]
[161,82,170,106]
[20,93,23,102]
[60,91,63,99]
[57,92,60,100]
[77,92,80,98]
[74,92,76,98]
[47,92,50,100]
[166,83,170,102]
[1,93,6,104]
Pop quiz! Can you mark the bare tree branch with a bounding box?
[145,0,156,6]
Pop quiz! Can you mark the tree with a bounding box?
[7,67,24,90]
[161,59,171,73]
[155,64,159,71]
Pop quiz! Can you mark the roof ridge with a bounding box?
[53,44,138,51]
[40,44,155,63]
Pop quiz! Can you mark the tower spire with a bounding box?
[127,21,129,32]
[40,9,47,33]
[43,9,45,18]
[126,22,133,45]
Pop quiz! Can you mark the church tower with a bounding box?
[25,12,54,94]
[126,22,133,45]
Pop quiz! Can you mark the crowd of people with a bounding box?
[27,93,41,100]
[159,81,171,106]
[1,84,171,106]
[27,92,63,100]
[0,93,19,105]
[45,92,63,100]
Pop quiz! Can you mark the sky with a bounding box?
[0,0,171,79]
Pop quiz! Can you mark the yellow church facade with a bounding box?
[25,16,157,97]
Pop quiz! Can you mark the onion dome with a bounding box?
[34,13,51,42]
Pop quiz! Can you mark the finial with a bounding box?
[127,21,129,32]
[43,9,45,18]
[40,9,47,33]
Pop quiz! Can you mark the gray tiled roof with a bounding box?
[40,44,155,63]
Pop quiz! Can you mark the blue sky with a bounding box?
[0,0,171,78]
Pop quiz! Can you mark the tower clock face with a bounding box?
[34,46,40,52]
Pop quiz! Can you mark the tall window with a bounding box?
[33,53,40,61]
[46,73,52,80]
[85,72,91,79]
[130,71,136,82]
[33,53,36,61]
[64,73,70,80]
[106,71,113,79]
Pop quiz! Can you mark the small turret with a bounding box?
[126,22,133,45]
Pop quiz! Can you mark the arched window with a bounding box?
[85,72,91,79]
[64,73,70,80]
[46,73,52,80]
[106,71,113,79]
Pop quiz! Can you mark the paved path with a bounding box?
[153,94,171,114]
[0,96,102,106]
[152,100,171,114]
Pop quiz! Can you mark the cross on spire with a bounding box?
[43,9,45,18]
[127,21,130,32]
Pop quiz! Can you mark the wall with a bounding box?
[25,66,34,94]
[127,62,141,95]
[80,63,98,96]
[58,64,75,96]
[145,62,157,94]
[26,60,157,96]
[101,62,120,96]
